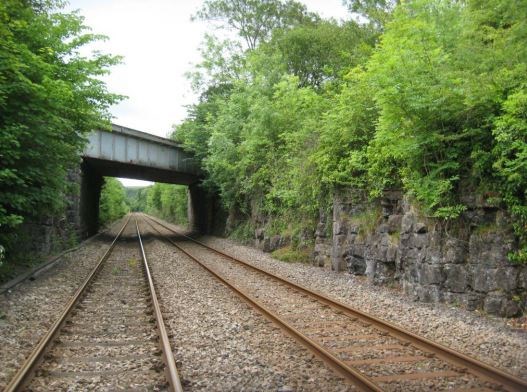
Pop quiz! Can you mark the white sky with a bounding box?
[67,0,349,186]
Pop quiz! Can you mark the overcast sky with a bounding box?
[67,0,349,185]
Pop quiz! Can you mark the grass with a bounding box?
[350,206,382,239]
[272,245,313,264]
[473,222,498,236]
[228,221,255,244]
[0,256,42,285]
[127,258,139,268]
[389,230,401,245]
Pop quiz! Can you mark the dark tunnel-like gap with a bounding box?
[80,158,213,238]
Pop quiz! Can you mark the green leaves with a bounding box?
[143,183,188,225]
[176,0,526,261]
[492,88,527,262]
[194,0,317,50]
[0,0,122,257]
[99,178,129,225]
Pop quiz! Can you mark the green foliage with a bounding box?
[269,20,376,88]
[0,1,122,257]
[175,0,527,262]
[145,183,188,225]
[343,0,398,29]
[366,0,527,222]
[228,220,255,243]
[271,245,312,263]
[125,186,149,212]
[493,89,527,262]
[99,178,128,225]
[193,0,318,50]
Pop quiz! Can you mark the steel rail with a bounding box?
[135,219,183,392]
[4,215,132,392]
[144,213,527,392]
[141,215,382,392]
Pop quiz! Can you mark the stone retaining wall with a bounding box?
[318,189,526,317]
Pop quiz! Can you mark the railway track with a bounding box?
[141,213,527,392]
[5,215,182,392]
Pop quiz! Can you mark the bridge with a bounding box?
[79,124,213,236]
[84,124,200,184]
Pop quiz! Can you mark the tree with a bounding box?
[99,178,128,225]
[343,0,399,29]
[268,20,376,88]
[193,0,318,50]
[143,183,188,224]
[0,1,122,253]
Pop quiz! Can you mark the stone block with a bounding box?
[262,237,272,252]
[416,285,442,303]
[313,254,326,267]
[377,223,390,234]
[351,244,365,258]
[346,255,366,274]
[365,258,377,281]
[411,233,428,250]
[468,231,514,267]
[401,212,416,234]
[493,267,519,292]
[473,267,518,293]
[331,254,347,272]
[484,294,520,317]
[348,224,360,235]
[386,244,398,263]
[387,214,403,234]
[334,234,347,247]
[333,220,346,236]
[270,235,280,250]
[444,264,467,293]
[465,293,484,311]
[375,262,396,284]
[374,245,388,261]
[519,268,527,289]
[443,238,467,264]
[472,266,491,292]
[419,264,445,285]
[443,292,464,306]
[255,228,265,240]
[315,221,326,238]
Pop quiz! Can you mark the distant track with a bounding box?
[5,215,182,392]
[142,213,527,392]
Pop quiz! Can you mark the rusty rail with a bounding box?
[5,215,183,392]
[143,213,527,392]
[4,216,131,392]
[141,215,381,391]
[135,219,183,392]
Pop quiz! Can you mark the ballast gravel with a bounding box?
[139,221,355,391]
[192,232,527,380]
[0,219,126,390]
[151,221,503,391]
[1,212,526,390]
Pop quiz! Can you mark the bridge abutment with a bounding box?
[188,183,211,233]
[80,161,103,238]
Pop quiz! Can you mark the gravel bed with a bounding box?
[0,218,127,390]
[197,235,527,380]
[165,233,499,390]
[26,220,166,391]
[155,217,527,381]
[139,221,356,391]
